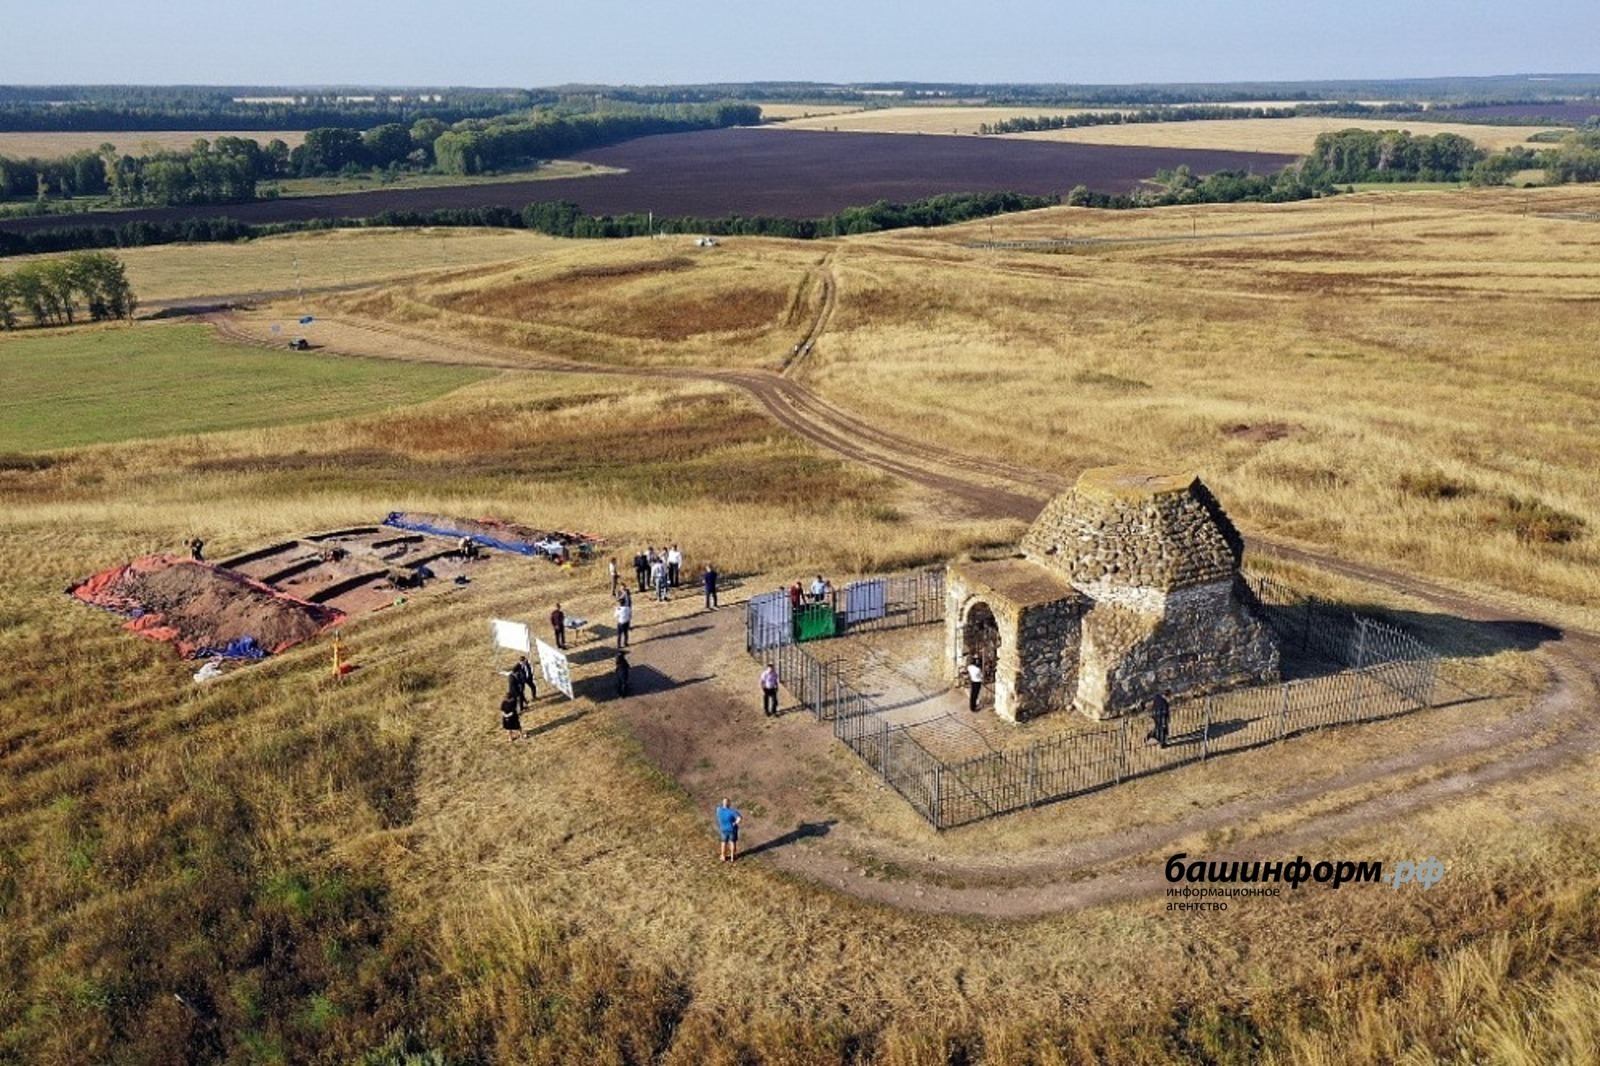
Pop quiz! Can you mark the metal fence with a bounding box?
[746,570,945,654]
[748,570,1446,830]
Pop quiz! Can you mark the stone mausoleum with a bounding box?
[945,467,1279,721]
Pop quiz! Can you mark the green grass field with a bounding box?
[0,323,489,453]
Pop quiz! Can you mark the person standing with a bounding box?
[510,654,537,705]
[500,694,524,741]
[667,544,682,588]
[614,593,632,648]
[608,556,620,597]
[716,798,742,862]
[652,557,670,602]
[788,580,803,613]
[810,574,827,603]
[967,655,984,713]
[614,650,631,698]
[760,662,779,717]
[502,658,533,740]
[634,549,649,593]
[703,563,719,610]
[550,603,567,650]
[1146,692,1172,749]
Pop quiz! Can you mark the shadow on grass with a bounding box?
[742,819,837,859]
[524,709,586,739]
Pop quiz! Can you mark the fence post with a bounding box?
[1026,742,1038,808]
[1117,717,1128,783]
[1278,682,1289,741]
[833,659,842,722]
[1202,695,1213,759]
[1352,616,1369,670]
[933,764,943,829]
[881,718,890,781]
[1301,597,1314,652]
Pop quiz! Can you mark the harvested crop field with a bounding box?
[1009,115,1556,154]
[0,127,1296,236]
[430,250,802,341]
[0,129,308,159]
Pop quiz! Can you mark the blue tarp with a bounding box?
[747,591,792,651]
[382,512,542,557]
[194,635,268,660]
[843,578,888,626]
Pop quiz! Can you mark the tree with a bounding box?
[296,127,365,175]
[0,273,16,330]
[361,123,413,169]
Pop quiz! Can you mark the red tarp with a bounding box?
[69,553,344,659]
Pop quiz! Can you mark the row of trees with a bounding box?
[0,251,135,329]
[431,105,760,175]
[975,101,1426,135]
[0,86,533,133]
[1299,129,1488,183]
[1061,165,1330,209]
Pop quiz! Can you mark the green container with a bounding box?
[794,603,837,642]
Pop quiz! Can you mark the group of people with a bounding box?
[786,575,832,611]
[500,654,538,741]
[612,549,721,611]
[628,545,684,601]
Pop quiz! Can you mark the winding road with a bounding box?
[200,298,1600,915]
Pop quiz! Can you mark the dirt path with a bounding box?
[207,307,1600,915]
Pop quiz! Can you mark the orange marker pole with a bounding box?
[332,637,345,677]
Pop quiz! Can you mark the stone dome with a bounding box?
[1020,467,1245,594]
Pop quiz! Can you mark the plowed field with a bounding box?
[0,127,1295,236]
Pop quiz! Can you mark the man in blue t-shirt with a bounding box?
[716,798,742,863]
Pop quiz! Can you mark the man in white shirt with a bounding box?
[614,594,632,648]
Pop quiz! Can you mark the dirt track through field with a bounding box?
[208,307,1600,915]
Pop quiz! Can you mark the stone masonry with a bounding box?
[947,467,1279,721]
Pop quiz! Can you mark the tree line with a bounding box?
[0,251,135,329]
[0,86,539,133]
[0,192,1057,258]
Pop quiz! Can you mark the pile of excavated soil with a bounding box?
[71,555,343,658]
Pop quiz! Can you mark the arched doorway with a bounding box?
[962,601,1000,684]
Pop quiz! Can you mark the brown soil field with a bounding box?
[1444,102,1600,123]
[0,127,1296,237]
[0,130,308,159]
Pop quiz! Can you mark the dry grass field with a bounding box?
[772,105,1128,134]
[106,226,574,304]
[1005,115,1559,155]
[327,186,1600,630]
[6,184,1600,1063]
[770,107,1555,153]
[0,130,309,159]
[758,103,866,121]
[771,103,1316,136]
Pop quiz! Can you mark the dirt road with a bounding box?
[207,307,1600,916]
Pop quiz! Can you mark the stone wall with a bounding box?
[1076,580,1279,719]
[1013,598,1083,721]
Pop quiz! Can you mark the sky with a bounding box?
[6,0,1598,88]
